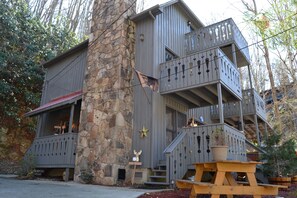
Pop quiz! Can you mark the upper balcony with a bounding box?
[160,48,242,108]
[185,18,250,67]
[211,88,267,121]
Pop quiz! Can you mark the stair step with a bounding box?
[159,160,166,165]
[150,175,166,179]
[144,181,170,186]
[152,169,166,173]
[155,165,166,170]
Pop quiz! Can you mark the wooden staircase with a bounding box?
[144,160,170,187]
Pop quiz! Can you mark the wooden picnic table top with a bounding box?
[176,160,286,198]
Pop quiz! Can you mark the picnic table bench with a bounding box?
[176,160,287,198]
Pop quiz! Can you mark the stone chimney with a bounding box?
[75,0,136,185]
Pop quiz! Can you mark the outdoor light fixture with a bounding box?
[139,33,144,41]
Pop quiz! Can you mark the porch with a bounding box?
[25,133,78,168]
[185,18,250,67]
[160,48,242,108]
[163,123,246,184]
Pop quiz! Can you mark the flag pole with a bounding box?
[133,68,151,104]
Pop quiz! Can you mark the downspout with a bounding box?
[150,10,156,170]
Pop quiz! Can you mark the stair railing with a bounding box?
[164,124,246,185]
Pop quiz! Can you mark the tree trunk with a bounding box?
[262,39,281,130]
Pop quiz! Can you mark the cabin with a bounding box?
[25,0,272,186]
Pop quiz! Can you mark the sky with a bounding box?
[142,0,268,44]
[141,0,272,89]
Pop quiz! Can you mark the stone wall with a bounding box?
[75,0,136,185]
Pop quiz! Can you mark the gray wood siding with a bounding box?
[133,4,198,168]
[151,4,197,167]
[155,5,195,62]
[41,48,88,105]
[133,18,154,167]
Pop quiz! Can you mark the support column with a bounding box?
[254,115,261,146]
[231,44,244,130]
[247,65,253,89]
[217,83,224,124]
[231,44,237,66]
[239,102,244,131]
[68,104,75,133]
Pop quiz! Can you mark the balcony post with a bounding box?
[217,83,224,123]
[68,104,75,133]
[232,44,244,131]
[247,65,253,89]
[254,115,261,146]
[231,44,237,66]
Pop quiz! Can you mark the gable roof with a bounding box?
[131,0,204,27]
[43,40,89,68]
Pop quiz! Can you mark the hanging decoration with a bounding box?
[139,126,149,138]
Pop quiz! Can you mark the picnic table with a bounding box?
[176,160,287,198]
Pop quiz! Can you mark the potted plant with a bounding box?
[210,128,228,161]
[261,134,297,187]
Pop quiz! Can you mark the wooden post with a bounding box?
[217,83,224,124]
[232,44,244,131]
[239,102,244,131]
[247,65,253,89]
[68,104,75,133]
[231,44,237,66]
[129,162,142,185]
[64,168,69,182]
[254,115,261,145]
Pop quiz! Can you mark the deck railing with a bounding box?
[251,89,266,120]
[25,133,78,168]
[210,89,266,120]
[164,124,246,184]
[185,18,250,62]
[160,48,242,99]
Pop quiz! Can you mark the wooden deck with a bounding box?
[25,133,78,168]
[163,124,246,184]
[160,48,242,107]
[211,88,266,121]
[185,18,250,67]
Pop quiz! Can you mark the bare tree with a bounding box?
[241,0,281,130]
[27,0,94,39]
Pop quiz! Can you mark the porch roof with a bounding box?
[25,90,82,117]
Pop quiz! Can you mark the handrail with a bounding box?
[25,133,78,168]
[164,124,246,184]
[164,131,187,154]
[185,18,250,63]
[160,48,241,99]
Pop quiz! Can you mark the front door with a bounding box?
[166,107,187,146]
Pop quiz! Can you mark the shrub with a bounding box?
[261,134,297,177]
[80,169,94,184]
[18,154,36,179]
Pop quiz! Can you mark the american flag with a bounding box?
[135,69,159,92]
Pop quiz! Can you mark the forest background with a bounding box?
[0,0,296,165]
